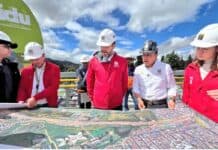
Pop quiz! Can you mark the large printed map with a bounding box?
[0,101,217,149]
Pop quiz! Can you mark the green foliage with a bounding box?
[162,51,193,70]
[161,56,165,62]
[185,54,193,67]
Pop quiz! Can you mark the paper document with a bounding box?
[0,103,27,109]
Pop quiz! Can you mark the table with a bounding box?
[0,101,217,149]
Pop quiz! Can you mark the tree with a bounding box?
[161,55,165,62]
[179,56,185,69]
[165,51,181,70]
[185,54,193,67]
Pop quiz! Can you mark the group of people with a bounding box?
[76,28,177,111]
[1,23,218,122]
[76,24,218,123]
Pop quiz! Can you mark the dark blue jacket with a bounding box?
[128,63,135,76]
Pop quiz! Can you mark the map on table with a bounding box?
[0,101,217,149]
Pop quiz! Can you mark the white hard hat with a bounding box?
[190,23,218,48]
[96,28,116,46]
[0,31,17,48]
[24,42,44,60]
[80,55,90,63]
[124,54,134,59]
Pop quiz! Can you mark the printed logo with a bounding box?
[189,76,193,85]
[28,49,33,55]
[157,69,161,75]
[0,4,31,26]
[198,34,204,40]
[101,36,105,41]
[114,61,119,68]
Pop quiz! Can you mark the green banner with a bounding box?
[0,0,43,56]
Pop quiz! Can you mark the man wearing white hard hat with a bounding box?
[183,23,218,123]
[133,40,177,109]
[86,28,128,110]
[0,31,20,102]
[17,42,60,108]
[76,55,91,109]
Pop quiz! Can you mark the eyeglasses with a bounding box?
[0,45,10,49]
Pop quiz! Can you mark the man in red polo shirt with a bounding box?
[86,29,128,110]
[17,42,60,108]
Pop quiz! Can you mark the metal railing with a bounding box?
[58,72,184,108]
[175,76,184,86]
[59,76,184,89]
[59,78,78,88]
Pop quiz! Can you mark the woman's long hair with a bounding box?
[193,46,218,71]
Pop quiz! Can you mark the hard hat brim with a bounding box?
[24,55,42,61]
[0,40,17,49]
[80,60,89,63]
[190,40,218,48]
[140,50,157,54]
[96,40,114,47]
[10,43,18,49]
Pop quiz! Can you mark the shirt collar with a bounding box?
[36,62,46,71]
[144,59,159,69]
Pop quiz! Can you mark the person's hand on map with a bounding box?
[137,98,145,110]
[26,97,37,108]
[168,99,175,109]
[207,89,218,101]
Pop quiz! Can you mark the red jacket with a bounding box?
[17,61,60,107]
[87,53,128,109]
[182,63,218,122]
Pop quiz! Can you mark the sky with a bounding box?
[23,0,218,63]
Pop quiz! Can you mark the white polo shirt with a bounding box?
[133,60,177,101]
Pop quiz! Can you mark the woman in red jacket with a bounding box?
[183,23,218,123]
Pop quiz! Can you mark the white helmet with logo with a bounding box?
[24,42,44,60]
[96,28,116,46]
[190,23,218,48]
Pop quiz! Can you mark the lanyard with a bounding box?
[35,69,43,93]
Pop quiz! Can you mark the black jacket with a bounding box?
[0,58,20,102]
[76,65,87,92]
[128,63,135,76]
